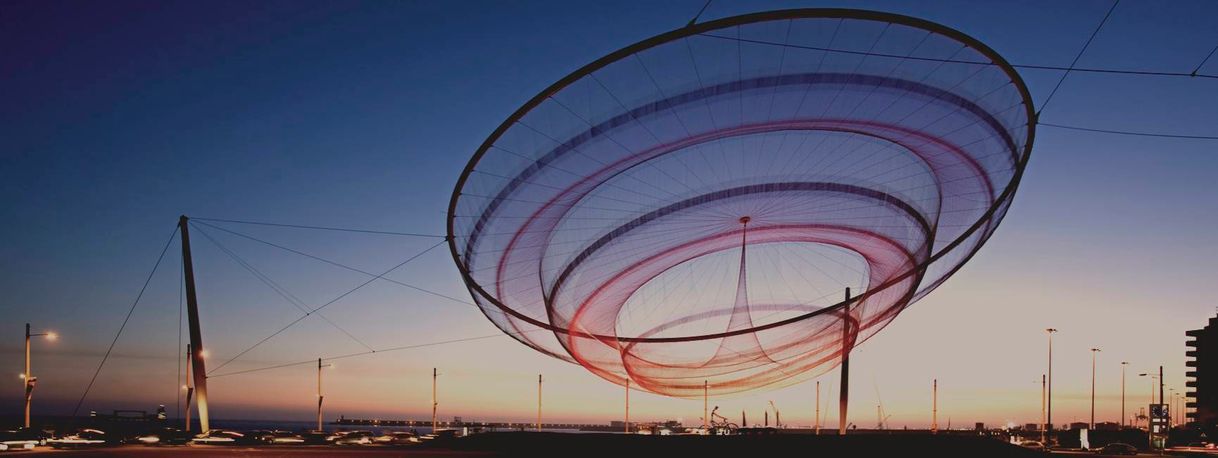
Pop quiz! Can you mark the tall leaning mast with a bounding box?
[179,215,211,432]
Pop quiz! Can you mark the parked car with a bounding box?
[373,431,419,445]
[1018,440,1047,452]
[257,430,305,445]
[48,429,110,448]
[133,427,193,445]
[190,429,251,445]
[0,428,46,450]
[331,430,375,445]
[301,430,329,445]
[1095,442,1137,455]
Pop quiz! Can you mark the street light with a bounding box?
[24,323,56,428]
[317,358,333,432]
[1090,348,1101,429]
[1121,362,1128,429]
[1046,328,1057,433]
[1139,373,1159,405]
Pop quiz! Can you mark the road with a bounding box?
[13,445,490,457]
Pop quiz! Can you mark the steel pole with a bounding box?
[1121,362,1127,428]
[179,216,210,432]
[1096,350,1105,428]
[436,367,440,433]
[184,344,192,432]
[932,379,938,434]
[703,380,708,429]
[24,323,31,429]
[815,380,820,435]
[625,378,630,434]
[537,374,542,432]
[839,288,851,435]
[317,358,323,431]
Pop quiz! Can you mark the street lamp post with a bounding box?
[317,358,333,431]
[1139,372,1159,432]
[1090,348,1101,429]
[1121,362,1128,429]
[23,323,56,428]
[1041,374,1047,443]
[1046,328,1057,433]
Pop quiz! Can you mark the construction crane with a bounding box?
[768,400,781,428]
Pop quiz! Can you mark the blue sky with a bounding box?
[2,0,1217,427]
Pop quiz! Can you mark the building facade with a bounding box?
[1186,315,1218,427]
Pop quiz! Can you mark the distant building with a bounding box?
[1025,423,1038,431]
[974,422,985,431]
[1069,422,1088,430]
[1187,315,1218,428]
[1095,422,1120,431]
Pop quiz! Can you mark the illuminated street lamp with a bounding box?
[23,323,56,428]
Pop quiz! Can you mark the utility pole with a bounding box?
[179,215,210,433]
[932,379,938,434]
[432,368,438,433]
[840,288,852,435]
[1160,365,1165,429]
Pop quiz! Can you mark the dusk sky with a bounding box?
[2,0,1217,429]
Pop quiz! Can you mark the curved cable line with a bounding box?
[698,25,1217,80]
[191,223,375,352]
[1040,122,1218,140]
[1038,0,1120,116]
[191,217,445,238]
[72,225,179,418]
[206,239,446,375]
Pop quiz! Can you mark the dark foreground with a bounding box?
[19,432,1051,457]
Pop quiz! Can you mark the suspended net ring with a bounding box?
[447,9,1034,397]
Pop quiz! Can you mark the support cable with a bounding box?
[207,330,546,379]
[193,220,473,306]
[1040,122,1218,140]
[191,217,444,238]
[207,239,446,375]
[1037,0,1120,116]
[72,225,179,417]
[191,223,376,352]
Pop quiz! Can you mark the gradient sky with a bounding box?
[2,0,1217,429]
